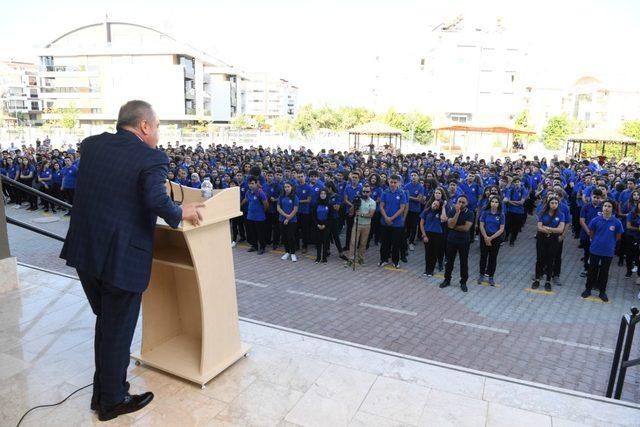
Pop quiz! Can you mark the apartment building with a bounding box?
[37,21,233,125]
[242,73,298,119]
[417,15,525,124]
[0,60,42,123]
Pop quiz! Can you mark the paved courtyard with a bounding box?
[6,205,640,403]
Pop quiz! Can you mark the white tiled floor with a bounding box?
[1,265,639,426]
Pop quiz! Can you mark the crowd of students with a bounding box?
[2,140,639,302]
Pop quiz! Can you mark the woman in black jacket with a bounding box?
[312,189,331,263]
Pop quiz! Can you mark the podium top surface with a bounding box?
[157,183,241,232]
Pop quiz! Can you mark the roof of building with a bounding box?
[567,128,639,144]
[432,121,536,135]
[348,121,403,135]
[42,21,229,67]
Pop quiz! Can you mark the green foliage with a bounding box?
[515,109,532,130]
[622,120,640,141]
[59,102,79,129]
[230,114,250,129]
[382,108,433,144]
[271,116,294,134]
[541,115,582,150]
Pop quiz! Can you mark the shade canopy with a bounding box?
[432,122,535,135]
[567,128,639,144]
[348,121,403,135]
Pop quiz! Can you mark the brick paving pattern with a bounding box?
[7,206,640,402]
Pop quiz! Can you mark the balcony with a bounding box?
[185,88,196,99]
[185,108,196,115]
[39,65,98,72]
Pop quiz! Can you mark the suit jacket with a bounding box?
[60,129,182,293]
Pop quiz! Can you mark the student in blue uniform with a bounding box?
[378,174,407,269]
[504,176,528,246]
[404,171,425,251]
[367,173,383,247]
[478,195,505,286]
[312,189,331,263]
[439,195,474,292]
[533,197,565,291]
[343,171,363,251]
[579,189,604,276]
[295,171,312,253]
[61,156,78,215]
[624,199,640,280]
[582,199,623,302]
[551,187,572,285]
[264,170,282,250]
[277,181,299,262]
[426,186,449,271]
[243,177,269,254]
[37,160,55,213]
[419,198,447,276]
[18,157,37,210]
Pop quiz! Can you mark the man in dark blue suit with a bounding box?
[61,100,204,421]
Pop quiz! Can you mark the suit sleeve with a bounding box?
[142,151,183,228]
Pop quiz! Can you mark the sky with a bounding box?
[1,0,639,111]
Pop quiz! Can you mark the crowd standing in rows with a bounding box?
[2,139,638,302]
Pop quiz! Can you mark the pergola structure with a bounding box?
[566,128,639,159]
[348,121,403,153]
[432,122,536,153]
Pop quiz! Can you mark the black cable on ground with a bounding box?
[16,383,93,427]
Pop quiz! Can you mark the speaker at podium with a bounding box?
[131,181,250,387]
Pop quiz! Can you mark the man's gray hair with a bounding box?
[116,100,154,129]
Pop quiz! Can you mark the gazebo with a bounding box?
[432,122,536,153]
[348,121,403,153]
[566,128,639,159]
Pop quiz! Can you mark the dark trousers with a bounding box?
[246,219,267,249]
[380,225,403,264]
[281,222,297,254]
[51,182,62,209]
[581,239,591,271]
[571,202,581,237]
[424,231,443,274]
[505,212,524,243]
[444,240,470,283]
[624,235,640,275]
[535,233,559,281]
[586,254,613,292]
[64,187,75,205]
[20,178,37,208]
[231,217,244,242]
[368,211,381,246]
[77,270,142,410]
[405,211,420,244]
[329,218,344,253]
[479,237,502,277]
[344,214,355,250]
[315,225,330,260]
[266,212,280,246]
[552,239,564,277]
[438,225,447,266]
[297,213,310,248]
[468,211,477,241]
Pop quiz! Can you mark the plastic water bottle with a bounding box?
[201,177,213,200]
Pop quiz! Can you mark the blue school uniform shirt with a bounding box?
[420,209,442,233]
[310,181,325,206]
[246,189,267,221]
[625,212,640,238]
[588,215,623,257]
[264,181,282,213]
[459,182,481,211]
[380,188,407,228]
[480,210,505,235]
[505,186,527,214]
[580,203,602,240]
[190,180,201,189]
[295,182,312,214]
[404,182,425,213]
[538,211,565,228]
[329,194,341,219]
[344,183,363,205]
[278,195,299,223]
[61,165,77,188]
[371,186,383,212]
[52,170,62,184]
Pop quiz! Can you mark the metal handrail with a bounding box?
[606,307,640,399]
[5,215,66,242]
[0,174,72,210]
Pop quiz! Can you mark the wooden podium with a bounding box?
[131,182,250,388]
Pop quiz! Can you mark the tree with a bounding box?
[542,115,570,149]
[404,112,433,144]
[514,109,532,130]
[59,102,79,130]
[230,114,250,129]
[253,115,267,129]
[272,116,294,134]
[293,104,317,136]
[622,120,640,141]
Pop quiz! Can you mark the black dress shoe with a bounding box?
[98,392,154,421]
[91,381,130,410]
